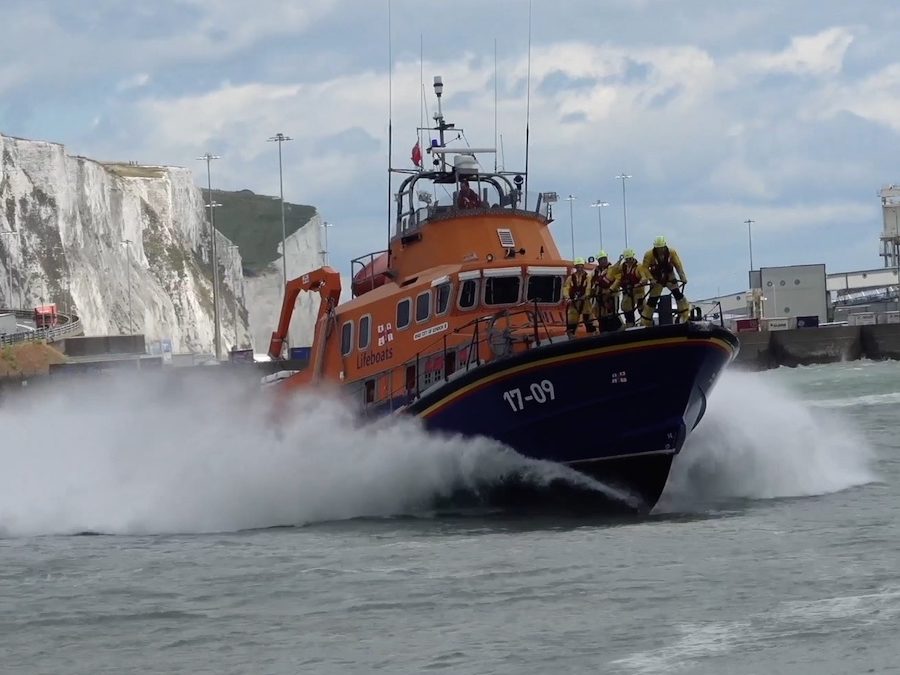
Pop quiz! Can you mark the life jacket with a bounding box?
[620,262,643,289]
[568,271,589,299]
[650,249,674,280]
[592,265,613,292]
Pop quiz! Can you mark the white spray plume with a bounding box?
[659,369,875,511]
[0,370,623,537]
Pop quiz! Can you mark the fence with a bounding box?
[0,308,84,346]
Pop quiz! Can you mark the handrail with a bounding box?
[373,299,562,409]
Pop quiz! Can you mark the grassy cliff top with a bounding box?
[207,189,317,275]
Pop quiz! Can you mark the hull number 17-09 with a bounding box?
[502,380,556,412]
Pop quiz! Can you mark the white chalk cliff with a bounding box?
[244,213,325,354]
[0,132,258,354]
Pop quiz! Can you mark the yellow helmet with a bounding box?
[653,236,667,248]
[596,249,608,260]
[622,248,636,259]
[574,257,585,265]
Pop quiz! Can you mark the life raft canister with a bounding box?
[351,251,390,296]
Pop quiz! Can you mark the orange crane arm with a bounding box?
[268,267,342,361]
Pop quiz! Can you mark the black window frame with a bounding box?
[435,282,453,315]
[458,278,480,310]
[415,290,432,323]
[483,275,522,306]
[396,297,412,330]
[525,274,564,304]
[358,314,371,351]
[340,320,354,356]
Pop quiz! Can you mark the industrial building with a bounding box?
[695,184,900,331]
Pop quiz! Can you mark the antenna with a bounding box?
[419,33,424,172]
[494,37,498,173]
[499,133,506,170]
[524,0,533,208]
[386,0,393,243]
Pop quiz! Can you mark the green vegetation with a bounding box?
[104,163,167,179]
[204,189,317,275]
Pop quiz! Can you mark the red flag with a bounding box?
[411,141,422,167]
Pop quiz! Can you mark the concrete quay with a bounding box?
[733,323,900,369]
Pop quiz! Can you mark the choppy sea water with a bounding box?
[1,361,897,674]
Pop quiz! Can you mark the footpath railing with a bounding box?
[0,308,84,346]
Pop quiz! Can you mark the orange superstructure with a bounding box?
[267,76,582,408]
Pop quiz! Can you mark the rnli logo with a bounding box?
[377,323,394,348]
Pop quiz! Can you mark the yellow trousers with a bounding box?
[640,281,689,326]
[566,298,596,335]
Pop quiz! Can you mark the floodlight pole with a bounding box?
[197,152,222,360]
[590,201,610,250]
[616,173,632,248]
[565,194,576,260]
[744,219,755,272]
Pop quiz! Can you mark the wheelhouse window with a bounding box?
[435,282,452,315]
[358,314,371,350]
[341,320,353,356]
[397,298,411,329]
[458,279,480,309]
[526,275,563,304]
[415,290,431,323]
[484,276,521,306]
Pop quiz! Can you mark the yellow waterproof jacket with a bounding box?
[609,260,651,293]
[564,270,592,316]
[590,265,616,296]
[642,247,686,284]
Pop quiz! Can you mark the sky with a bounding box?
[3,0,900,299]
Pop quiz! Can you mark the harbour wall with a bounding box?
[733,323,900,369]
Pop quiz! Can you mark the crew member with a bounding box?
[457,179,482,209]
[640,236,689,326]
[564,258,596,337]
[609,248,650,328]
[591,250,621,332]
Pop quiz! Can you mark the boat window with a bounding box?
[435,282,453,315]
[458,279,480,310]
[415,290,431,323]
[397,298,411,329]
[364,379,375,404]
[484,276,521,306]
[526,275,563,304]
[358,314,371,350]
[341,320,353,356]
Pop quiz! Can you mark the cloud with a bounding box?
[116,73,150,92]
[742,27,855,76]
[3,3,900,299]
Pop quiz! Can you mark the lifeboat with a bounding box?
[265,75,739,514]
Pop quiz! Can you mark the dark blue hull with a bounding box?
[406,322,739,512]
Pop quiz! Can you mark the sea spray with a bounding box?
[0,371,617,537]
[658,369,876,511]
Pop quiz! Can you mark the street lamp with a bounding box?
[0,230,18,308]
[321,221,334,264]
[744,219,755,273]
[564,195,577,260]
[590,200,610,251]
[197,152,223,361]
[267,133,293,290]
[615,173,632,247]
[121,239,133,335]
[228,244,239,352]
